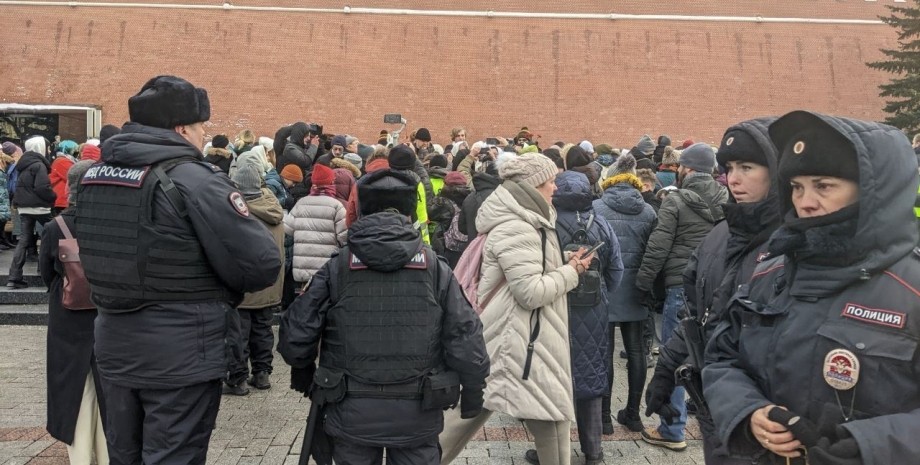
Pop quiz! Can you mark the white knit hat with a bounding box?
[499,152,558,187]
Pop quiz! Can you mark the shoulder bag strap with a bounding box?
[522,229,547,380]
[54,215,73,240]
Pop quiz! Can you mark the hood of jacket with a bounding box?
[332,168,356,202]
[476,182,557,235]
[471,172,501,193]
[205,147,233,159]
[600,182,647,216]
[16,151,51,173]
[772,112,919,281]
[348,212,423,272]
[428,167,447,179]
[552,171,592,212]
[676,173,728,223]
[246,188,284,225]
[287,122,309,149]
[102,123,202,166]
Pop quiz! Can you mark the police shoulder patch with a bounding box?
[229,191,249,217]
[841,303,907,329]
[81,163,151,188]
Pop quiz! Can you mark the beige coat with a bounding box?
[475,183,580,422]
[239,188,285,309]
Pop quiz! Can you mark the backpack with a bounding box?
[443,211,468,252]
[53,216,94,310]
[561,212,602,307]
[452,234,496,315]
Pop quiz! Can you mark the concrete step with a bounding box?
[0,304,48,325]
[0,274,43,286]
[0,287,48,305]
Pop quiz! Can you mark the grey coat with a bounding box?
[593,181,657,322]
[636,173,728,290]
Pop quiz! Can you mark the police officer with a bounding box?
[278,169,489,465]
[75,75,281,464]
[703,111,920,465]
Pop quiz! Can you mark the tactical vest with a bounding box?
[74,158,230,312]
[319,247,444,386]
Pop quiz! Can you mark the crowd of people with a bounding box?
[9,74,920,465]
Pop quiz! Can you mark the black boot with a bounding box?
[601,395,614,435]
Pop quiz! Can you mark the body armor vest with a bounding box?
[74,158,229,312]
[319,248,444,385]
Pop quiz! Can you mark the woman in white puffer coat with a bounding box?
[283,164,347,286]
[440,153,595,465]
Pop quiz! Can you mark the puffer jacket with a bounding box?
[283,193,347,284]
[594,174,658,322]
[476,180,580,421]
[636,172,728,290]
[553,171,623,399]
[239,188,286,309]
[49,155,75,209]
[459,172,500,238]
[13,151,55,209]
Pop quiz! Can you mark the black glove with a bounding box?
[766,407,820,448]
[808,427,862,465]
[460,387,484,419]
[644,365,679,425]
[290,364,316,394]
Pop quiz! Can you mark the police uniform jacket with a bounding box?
[85,123,281,389]
[702,115,920,465]
[278,212,489,448]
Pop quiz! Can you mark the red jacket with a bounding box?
[50,156,75,209]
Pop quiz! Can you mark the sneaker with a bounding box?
[619,349,628,359]
[524,449,540,465]
[6,280,27,289]
[641,427,687,451]
[602,420,614,435]
[585,452,604,465]
[249,371,271,390]
[222,382,250,396]
[616,409,644,432]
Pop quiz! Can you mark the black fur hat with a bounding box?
[358,169,419,217]
[770,111,859,184]
[717,129,768,168]
[128,75,210,129]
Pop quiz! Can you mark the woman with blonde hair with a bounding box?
[235,129,257,154]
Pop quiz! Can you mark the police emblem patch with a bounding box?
[823,349,860,391]
[841,303,906,329]
[229,192,249,217]
[726,136,734,146]
[756,252,770,263]
[81,163,151,188]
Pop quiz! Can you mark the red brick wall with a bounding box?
[0,1,901,146]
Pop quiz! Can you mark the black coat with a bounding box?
[278,212,489,447]
[459,172,500,238]
[13,151,55,208]
[90,123,281,389]
[40,211,106,444]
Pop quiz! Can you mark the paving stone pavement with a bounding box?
[0,325,703,464]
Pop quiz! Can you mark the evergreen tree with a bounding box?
[868,0,920,133]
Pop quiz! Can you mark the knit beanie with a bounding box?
[128,75,210,128]
[345,136,358,148]
[388,144,416,170]
[565,145,592,170]
[445,171,467,186]
[358,169,419,217]
[233,163,263,196]
[280,164,304,183]
[681,139,695,149]
[635,135,656,157]
[311,163,336,186]
[717,129,769,167]
[99,124,121,145]
[608,153,638,178]
[597,154,615,167]
[415,128,432,142]
[679,143,717,173]
[258,136,274,154]
[595,143,614,156]
[211,135,229,149]
[428,154,448,169]
[770,111,860,184]
[344,152,363,170]
[2,142,19,155]
[657,135,672,147]
[58,140,78,155]
[331,135,347,148]
[579,140,594,154]
[499,152,558,187]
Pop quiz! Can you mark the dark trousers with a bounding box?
[574,397,603,457]
[9,213,51,282]
[237,307,275,376]
[100,377,221,465]
[331,436,440,465]
[602,321,647,419]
